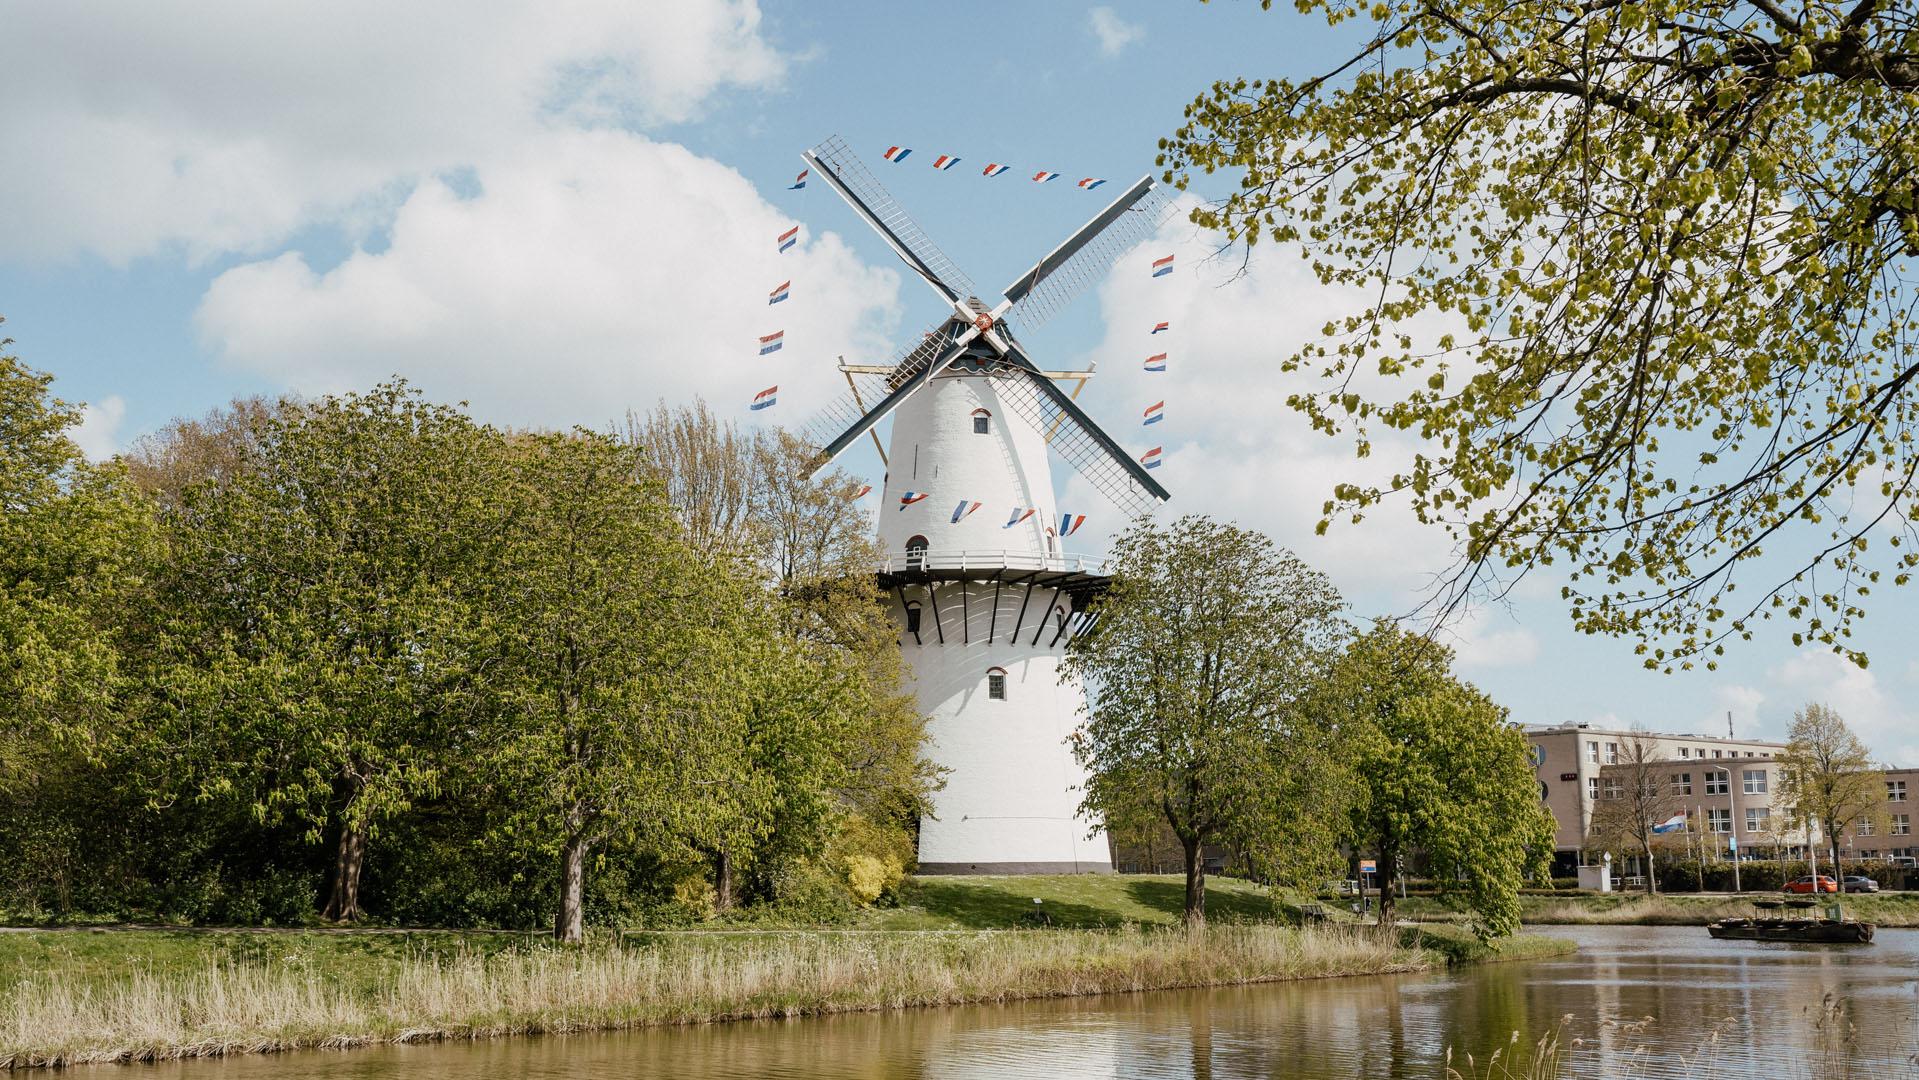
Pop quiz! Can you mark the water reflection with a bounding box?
[148,926,1919,1079]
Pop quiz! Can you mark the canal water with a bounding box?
[150,925,1917,1079]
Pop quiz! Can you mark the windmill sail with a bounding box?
[999,177,1176,332]
[805,136,975,304]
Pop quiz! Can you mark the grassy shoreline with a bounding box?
[0,923,1571,1069]
[1398,890,1919,927]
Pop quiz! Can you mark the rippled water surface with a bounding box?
[153,925,1919,1079]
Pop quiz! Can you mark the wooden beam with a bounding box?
[1044,367,1093,446]
[841,359,888,467]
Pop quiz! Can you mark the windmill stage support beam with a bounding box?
[896,584,921,646]
[1030,587,1056,647]
[927,581,945,645]
[961,580,969,644]
[988,577,1002,643]
[1010,580,1037,643]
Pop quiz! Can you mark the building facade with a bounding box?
[1525,723,1919,873]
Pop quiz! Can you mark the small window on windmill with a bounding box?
[971,408,992,435]
[904,602,922,634]
[986,666,1008,700]
[905,534,929,570]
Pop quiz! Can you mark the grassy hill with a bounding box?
[866,873,1299,929]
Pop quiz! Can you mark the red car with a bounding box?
[1783,875,1839,894]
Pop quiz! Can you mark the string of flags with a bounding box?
[841,144,1117,190]
[1136,252,1177,471]
[751,386,778,411]
[879,497,1090,537]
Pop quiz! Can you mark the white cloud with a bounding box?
[70,395,127,460]
[1710,684,1766,738]
[1769,650,1919,766]
[1449,621,1542,670]
[196,130,902,430]
[1087,8,1145,56]
[0,2,785,265]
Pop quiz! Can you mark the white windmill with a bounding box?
[797,136,1172,874]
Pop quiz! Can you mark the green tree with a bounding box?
[1164,0,1919,670]
[1065,515,1348,924]
[1585,733,1683,896]
[1776,703,1885,889]
[155,382,513,921]
[1325,625,1554,936]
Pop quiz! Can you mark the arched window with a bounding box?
[986,666,1008,700]
[903,602,922,634]
[971,408,992,435]
[905,534,929,570]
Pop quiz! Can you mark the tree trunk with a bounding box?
[1643,836,1658,896]
[555,832,589,943]
[715,848,734,912]
[1376,844,1398,928]
[1180,834,1206,925]
[321,819,368,922]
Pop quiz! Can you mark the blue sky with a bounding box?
[4,1,1913,763]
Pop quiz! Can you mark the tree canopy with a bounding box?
[1776,702,1886,879]
[1165,0,1919,670]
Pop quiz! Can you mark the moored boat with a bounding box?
[1707,899,1874,944]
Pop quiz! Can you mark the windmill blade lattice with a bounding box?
[992,368,1160,520]
[807,135,975,303]
[795,318,957,452]
[1000,181,1177,332]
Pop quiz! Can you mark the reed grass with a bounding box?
[1,924,1430,1069]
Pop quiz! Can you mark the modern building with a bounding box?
[1524,722,1918,874]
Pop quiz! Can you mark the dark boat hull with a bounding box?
[1707,919,1874,943]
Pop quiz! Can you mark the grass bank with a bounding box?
[2,923,1432,1069]
[1399,890,1919,927]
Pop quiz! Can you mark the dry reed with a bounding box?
[1,924,1423,1069]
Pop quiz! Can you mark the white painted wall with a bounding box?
[881,369,1110,872]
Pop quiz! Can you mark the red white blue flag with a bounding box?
[789,169,808,190]
[853,484,872,499]
[1004,507,1037,528]
[1139,446,1163,470]
[982,163,1010,177]
[1144,352,1167,372]
[899,491,930,510]
[883,145,912,163]
[1151,321,1169,334]
[778,226,799,253]
[768,281,790,305]
[1032,171,1060,183]
[1151,254,1175,277]
[1077,178,1106,190]
[932,154,961,171]
[950,500,982,523]
[1142,401,1164,425]
[1059,513,1086,537]
[758,331,784,355]
[750,386,778,411]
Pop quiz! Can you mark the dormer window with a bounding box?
[905,534,928,570]
[987,666,1008,700]
[971,408,992,435]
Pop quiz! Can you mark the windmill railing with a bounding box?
[878,549,1113,577]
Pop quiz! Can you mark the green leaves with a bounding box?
[1169,0,1919,669]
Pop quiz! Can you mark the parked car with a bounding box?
[1841,875,1880,893]
[1784,875,1839,894]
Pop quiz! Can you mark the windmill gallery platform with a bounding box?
[793,136,1172,873]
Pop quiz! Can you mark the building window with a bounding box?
[986,667,1008,701]
[1588,777,1600,801]
[1894,814,1911,836]
[905,534,929,570]
[1745,751,1756,757]
[971,408,992,435]
[1712,749,1723,758]
[1746,807,1770,832]
[1860,818,1874,836]
[1705,770,1729,796]
[1707,808,1733,833]
[1742,769,1768,794]
[1605,742,1618,764]
[1587,740,1599,764]
[1671,772,1692,796]
[1602,778,1622,800]
[904,603,921,634]
[1890,780,1908,803]
[1679,747,1690,759]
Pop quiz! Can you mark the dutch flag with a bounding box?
[1144,353,1167,372]
[750,386,778,411]
[789,169,808,190]
[1059,513,1086,537]
[1004,508,1036,529]
[1139,446,1163,470]
[883,145,912,163]
[1651,813,1688,834]
[852,484,872,500]
[758,331,784,355]
[950,500,982,523]
[1142,401,1164,426]
[898,491,930,510]
[1032,171,1060,183]
[982,163,1011,177]
[932,154,961,171]
[1077,178,1106,190]
[778,226,799,253]
[768,281,790,305]
[1151,321,1170,334]
[1151,254,1175,277]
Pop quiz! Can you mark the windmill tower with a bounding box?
[797,137,1171,874]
